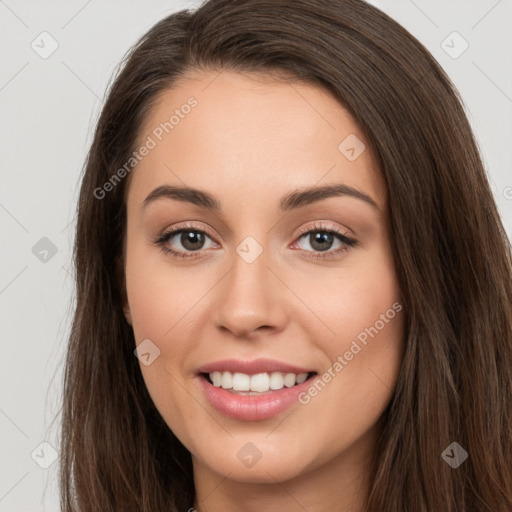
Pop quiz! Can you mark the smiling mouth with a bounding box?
[201,371,318,395]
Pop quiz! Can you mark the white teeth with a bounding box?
[269,371,284,390]
[296,372,308,384]
[208,370,310,392]
[250,373,270,392]
[232,372,251,391]
[221,371,233,389]
[211,371,222,387]
[283,373,296,387]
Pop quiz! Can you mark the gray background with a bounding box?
[0,1,511,510]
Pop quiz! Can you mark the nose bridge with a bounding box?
[213,233,288,337]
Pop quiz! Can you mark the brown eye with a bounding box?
[306,231,336,252]
[177,230,207,251]
[293,222,358,261]
[153,223,218,259]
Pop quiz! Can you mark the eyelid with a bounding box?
[161,221,219,241]
[295,220,349,239]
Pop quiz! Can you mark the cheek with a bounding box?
[124,243,203,444]
[289,243,402,348]
[291,243,405,427]
[124,235,204,341]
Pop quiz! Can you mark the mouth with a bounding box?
[197,366,319,421]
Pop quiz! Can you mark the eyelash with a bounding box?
[152,221,358,261]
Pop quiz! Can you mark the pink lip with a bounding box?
[197,358,314,375]
[198,376,316,421]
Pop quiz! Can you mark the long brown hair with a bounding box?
[60,0,512,510]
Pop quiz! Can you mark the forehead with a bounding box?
[126,69,386,215]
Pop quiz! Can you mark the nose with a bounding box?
[212,241,289,339]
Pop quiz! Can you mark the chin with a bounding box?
[192,438,316,483]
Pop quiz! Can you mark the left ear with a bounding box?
[116,252,132,326]
[123,303,133,326]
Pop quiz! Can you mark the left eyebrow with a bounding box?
[280,183,379,212]
[142,183,379,212]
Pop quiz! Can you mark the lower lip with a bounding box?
[198,374,316,421]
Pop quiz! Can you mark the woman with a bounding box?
[60,0,512,510]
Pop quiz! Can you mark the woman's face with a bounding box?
[123,69,405,487]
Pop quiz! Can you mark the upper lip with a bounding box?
[197,358,315,376]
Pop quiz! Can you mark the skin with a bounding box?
[122,69,405,512]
